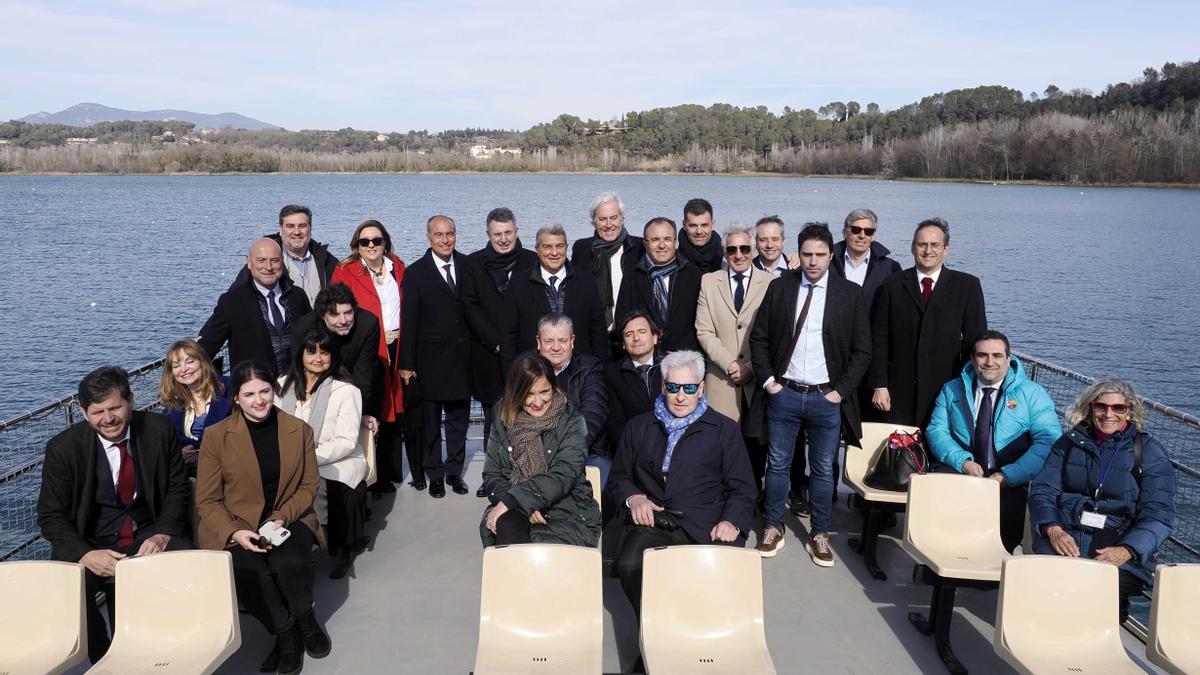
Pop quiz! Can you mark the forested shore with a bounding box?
[4,60,1198,184]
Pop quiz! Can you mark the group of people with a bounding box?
[35,195,1177,674]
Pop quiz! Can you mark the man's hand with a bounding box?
[710,521,739,542]
[872,387,891,412]
[725,360,740,380]
[232,529,269,553]
[1046,525,1080,557]
[785,253,801,270]
[824,390,843,404]
[628,494,664,527]
[136,533,171,557]
[181,444,199,461]
[486,502,509,534]
[362,415,379,434]
[961,460,985,477]
[766,381,784,395]
[529,511,547,525]
[399,369,416,385]
[80,549,126,577]
[1095,546,1133,567]
[989,472,1007,487]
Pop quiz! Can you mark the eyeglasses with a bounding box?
[847,225,876,236]
[725,245,753,256]
[1091,401,1131,415]
[357,237,385,248]
[664,381,700,395]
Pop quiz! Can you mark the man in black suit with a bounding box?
[290,282,380,423]
[199,237,312,377]
[37,366,192,663]
[749,224,871,567]
[868,217,987,428]
[501,224,608,372]
[570,191,643,334]
[614,217,703,353]
[230,204,339,307]
[604,309,662,453]
[678,197,724,273]
[463,207,538,495]
[399,215,472,498]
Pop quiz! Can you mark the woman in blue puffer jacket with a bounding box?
[1029,378,1176,623]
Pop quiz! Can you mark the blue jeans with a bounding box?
[586,453,612,491]
[765,386,842,534]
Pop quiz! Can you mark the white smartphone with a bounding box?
[258,522,292,547]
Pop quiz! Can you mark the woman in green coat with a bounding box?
[479,354,602,547]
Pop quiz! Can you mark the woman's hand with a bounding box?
[232,529,270,553]
[1095,546,1133,567]
[486,503,509,534]
[181,444,199,461]
[1045,525,1080,557]
[528,511,547,525]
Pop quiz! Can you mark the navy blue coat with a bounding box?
[609,405,756,545]
[830,239,902,311]
[164,376,234,452]
[1029,425,1176,584]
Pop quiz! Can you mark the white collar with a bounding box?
[98,427,131,450]
[253,279,281,296]
[917,267,943,285]
[844,248,870,267]
[802,271,829,288]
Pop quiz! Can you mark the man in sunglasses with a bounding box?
[926,330,1060,552]
[830,208,902,308]
[695,224,773,483]
[230,205,339,308]
[749,223,871,566]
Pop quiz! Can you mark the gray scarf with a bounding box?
[279,378,333,440]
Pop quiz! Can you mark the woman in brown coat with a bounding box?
[196,360,328,675]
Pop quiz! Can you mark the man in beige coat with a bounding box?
[695,224,774,482]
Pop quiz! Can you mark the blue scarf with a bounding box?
[645,255,679,326]
[653,394,709,473]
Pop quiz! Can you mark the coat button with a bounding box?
[737,324,743,330]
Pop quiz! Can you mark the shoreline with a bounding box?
[1,170,1196,190]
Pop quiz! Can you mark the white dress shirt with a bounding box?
[843,250,870,286]
[607,254,625,328]
[253,280,289,323]
[972,381,1000,422]
[917,266,943,293]
[99,429,136,499]
[375,257,401,332]
[728,267,752,299]
[781,272,830,385]
[541,265,565,287]
[434,254,457,286]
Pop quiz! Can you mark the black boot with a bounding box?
[297,611,331,658]
[276,623,304,675]
[258,641,279,673]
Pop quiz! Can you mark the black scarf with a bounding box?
[678,233,724,273]
[478,239,527,293]
[590,228,629,324]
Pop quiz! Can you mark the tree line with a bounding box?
[2,60,1198,184]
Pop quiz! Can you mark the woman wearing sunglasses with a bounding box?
[331,220,410,494]
[1028,378,1176,623]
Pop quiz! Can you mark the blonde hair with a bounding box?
[1065,378,1146,430]
[158,340,222,411]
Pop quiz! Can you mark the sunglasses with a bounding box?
[725,244,753,256]
[357,237,385,248]
[847,225,877,236]
[1091,401,1131,415]
[664,381,700,395]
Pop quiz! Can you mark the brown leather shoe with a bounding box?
[806,532,835,567]
[756,525,786,558]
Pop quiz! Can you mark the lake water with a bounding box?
[1,174,1198,421]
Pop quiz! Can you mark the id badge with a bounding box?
[1080,510,1107,529]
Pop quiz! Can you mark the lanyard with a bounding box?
[1093,444,1121,501]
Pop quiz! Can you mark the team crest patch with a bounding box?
[1006,400,1018,410]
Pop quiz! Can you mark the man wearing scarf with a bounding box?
[463,207,538,486]
[569,192,643,336]
[610,350,756,623]
[614,217,703,352]
[678,198,724,273]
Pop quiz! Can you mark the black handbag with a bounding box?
[863,429,930,491]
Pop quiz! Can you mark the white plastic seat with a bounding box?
[843,422,920,504]
[0,560,87,675]
[995,556,1142,674]
[473,544,602,675]
[640,545,776,674]
[360,425,377,486]
[585,464,601,511]
[1147,563,1200,675]
[903,472,1010,581]
[87,550,240,674]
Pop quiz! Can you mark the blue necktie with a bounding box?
[266,289,284,332]
[973,387,997,473]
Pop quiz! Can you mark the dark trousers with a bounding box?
[482,401,496,448]
[494,509,533,545]
[84,528,194,663]
[422,399,470,479]
[230,523,315,635]
[325,478,366,555]
[1117,569,1146,625]
[998,484,1028,554]
[615,525,695,616]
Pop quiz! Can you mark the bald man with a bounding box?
[198,237,312,377]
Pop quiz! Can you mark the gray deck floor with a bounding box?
[202,433,1162,674]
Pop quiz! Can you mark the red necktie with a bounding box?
[115,440,136,548]
[921,276,934,304]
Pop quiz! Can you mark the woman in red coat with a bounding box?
[331,220,411,492]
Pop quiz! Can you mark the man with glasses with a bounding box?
[869,218,987,428]
[695,224,773,482]
[926,330,1059,552]
[615,217,703,352]
[830,208,902,307]
[232,205,339,307]
[750,224,871,566]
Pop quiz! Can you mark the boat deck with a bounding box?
[81,432,1164,674]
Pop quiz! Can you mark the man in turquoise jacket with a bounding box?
[926,330,1061,552]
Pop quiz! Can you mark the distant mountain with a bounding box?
[18,102,281,130]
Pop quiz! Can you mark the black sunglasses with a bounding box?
[357,237,385,248]
[847,225,876,236]
[664,381,700,395]
[725,245,753,255]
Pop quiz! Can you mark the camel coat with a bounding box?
[695,266,773,437]
[195,410,325,551]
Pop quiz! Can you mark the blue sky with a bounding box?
[5,0,1198,132]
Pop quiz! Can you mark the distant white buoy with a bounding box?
[90,302,97,307]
